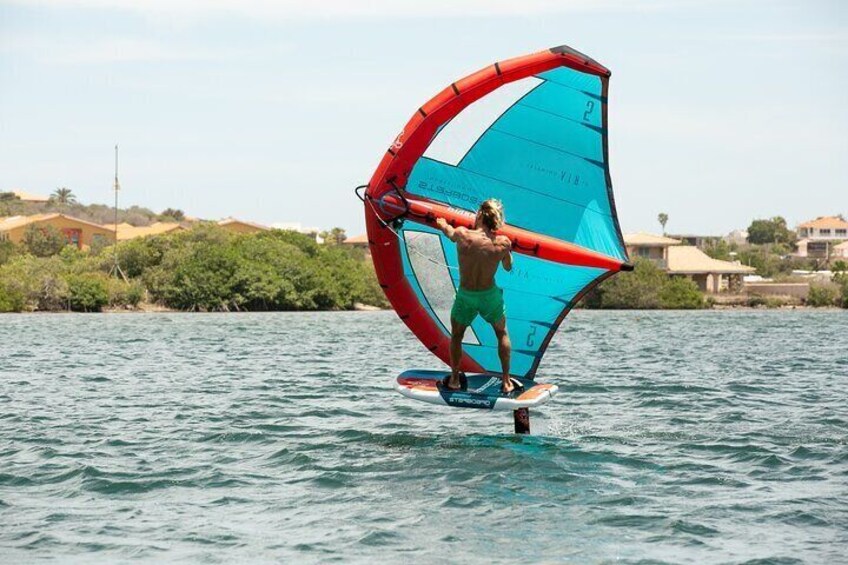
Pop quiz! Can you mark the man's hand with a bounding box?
[435,217,457,241]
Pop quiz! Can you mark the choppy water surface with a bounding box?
[1,310,846,564]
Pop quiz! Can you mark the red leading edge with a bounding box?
[363,46,631,374]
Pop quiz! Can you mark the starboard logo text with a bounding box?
[417,180,481,207]
[447,396,492,408]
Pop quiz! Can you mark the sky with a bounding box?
[0,0,845,237]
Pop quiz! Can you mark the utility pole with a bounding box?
[109,144,128,281]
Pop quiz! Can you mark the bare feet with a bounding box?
[501,376,514,394]
[441,372,463,391]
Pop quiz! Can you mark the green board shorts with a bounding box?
[450,286,506,327]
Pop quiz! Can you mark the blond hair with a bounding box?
[478,199,504,231]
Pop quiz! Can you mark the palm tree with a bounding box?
[51,187,77,205]
[657,212,668,235]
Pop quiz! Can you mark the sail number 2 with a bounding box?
[583,101,595,121]
[526,325,538,347]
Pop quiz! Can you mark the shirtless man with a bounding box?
[435,199,516,394]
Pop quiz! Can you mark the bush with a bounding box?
[114,237,166,278]
[659,276,706,309]
[0,240,16,265]
[21,224,68,257]
[833,274,848,308]
[582,259,708,310]
[106,278,144,308]
[0,281,25,312]
[746,294,767,307]
[746,294,792,309]
[65,273,109,312]
[806,284,839,307]
[0,254,69,311]
[592,259,665,309]
[155,240,243,311]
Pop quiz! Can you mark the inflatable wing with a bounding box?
[361,45,631,379]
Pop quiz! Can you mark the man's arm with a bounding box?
[435,217,462,242]
[500,237,513,272]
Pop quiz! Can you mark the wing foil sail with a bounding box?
[363,45,629,379]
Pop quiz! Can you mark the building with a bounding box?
[795,216,848,259]
[667,234,721,250]
[343,233,370,258]
[796,239,831,259]
[624,232,754,293]
[0,214,114,249]
[103,222,185,241]
[343,233,369,248]
[624,232,683,270]
[666,245,755,293]
[217,218,270,234]
[797,216,848,240]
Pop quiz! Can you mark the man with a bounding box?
[435,199,517,394]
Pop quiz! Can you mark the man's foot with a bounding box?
[440,372,466,391]
[500,377,523,395]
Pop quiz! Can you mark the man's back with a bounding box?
[455,228,511,290]
[435,199,515,393]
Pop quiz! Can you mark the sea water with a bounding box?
[0,310,846,563]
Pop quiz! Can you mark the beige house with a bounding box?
[624,232,754,293]
[624,232,682,269]
[0,214,114,249]
[218,218,270,234]
[796,216,848,259]
[797,216,848,240]
[103,222,185,241]
[666,246,755,293]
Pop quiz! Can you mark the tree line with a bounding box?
[0,225,387,313]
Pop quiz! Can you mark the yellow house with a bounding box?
[0,214,114,249]
[103,221,185,241]
[217,218,270,234]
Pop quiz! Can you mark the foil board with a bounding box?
[395,369,557,411]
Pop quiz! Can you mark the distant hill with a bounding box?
[0,192,181,226]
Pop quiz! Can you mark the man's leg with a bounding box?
[492,317,512,393]
[448,317,467,390]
